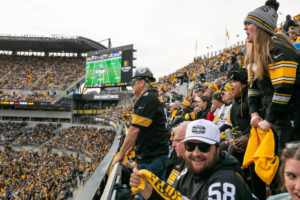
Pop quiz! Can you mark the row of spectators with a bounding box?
[14,123,61,145]
[0,122,60,145]
[45,127,116,173]
[0,55,85,90]
[0,149,83,199]
[157,44,247,93]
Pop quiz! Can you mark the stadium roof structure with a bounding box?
[0,35,107,53]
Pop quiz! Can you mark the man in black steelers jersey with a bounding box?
[113,67,169,180]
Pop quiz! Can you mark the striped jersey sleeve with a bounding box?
[266,60,298,123]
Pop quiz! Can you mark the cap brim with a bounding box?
[183,136,217,145]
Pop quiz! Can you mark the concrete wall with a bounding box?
[0,110,72,118]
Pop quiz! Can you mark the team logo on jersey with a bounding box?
[192,125,206,134]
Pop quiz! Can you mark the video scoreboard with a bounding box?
[85,44,134,88]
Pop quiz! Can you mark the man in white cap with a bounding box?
[130,119,256,200]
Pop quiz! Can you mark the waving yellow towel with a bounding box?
[131,169,183,200]
[242,127,279,185]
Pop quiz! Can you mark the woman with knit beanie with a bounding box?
[246,0,300,152]
[244,0,300,199]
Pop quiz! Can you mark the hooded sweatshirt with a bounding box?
[149,151,256,200]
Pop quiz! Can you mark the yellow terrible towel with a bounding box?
[131,169,183,200]
[242,127,279,185]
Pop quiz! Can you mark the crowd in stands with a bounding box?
[157,44,247,94]
[77,104,133,125]
[117,11,300,200]
[45,127,116,173]
[13,123,61,145]
[0,122,24,144]
[0,123,117,199]
[0,55,85,90]
[0,149,83,199]
[0,122,60,145]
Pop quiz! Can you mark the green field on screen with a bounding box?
[85,57,122,86]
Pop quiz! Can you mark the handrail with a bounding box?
[100,163,120,200]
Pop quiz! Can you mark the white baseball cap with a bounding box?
[183,119,220,144]
[194,97,201,102]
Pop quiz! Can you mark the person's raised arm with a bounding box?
[112,126,140,166]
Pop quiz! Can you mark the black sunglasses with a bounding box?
[131,78,143,86]
[185,142,211,153]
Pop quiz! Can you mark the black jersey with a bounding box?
[149,152,256,200]
[131,89,169,163]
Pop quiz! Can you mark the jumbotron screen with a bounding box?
[85,45,134,88]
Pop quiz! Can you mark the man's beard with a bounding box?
[185,151,219,177]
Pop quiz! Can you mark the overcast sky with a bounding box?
[0,0,299,79]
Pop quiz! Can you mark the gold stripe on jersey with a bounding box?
[268,61,298,67]
[131,114,153,127]
[269,62,297,85]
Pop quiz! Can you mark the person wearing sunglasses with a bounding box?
[113,67,169,185]
[130,119,256,200]
[267,142,300,200]
[166,121,189,186]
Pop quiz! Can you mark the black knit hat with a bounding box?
[212,92,223,103]
[230,69,248,84]
[244,0,279,35]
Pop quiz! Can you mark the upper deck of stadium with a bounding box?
[0,34,106,53]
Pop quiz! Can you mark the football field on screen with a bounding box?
[85,57,122,86]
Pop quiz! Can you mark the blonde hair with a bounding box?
[248,28,272,81]
[249,29,300,81]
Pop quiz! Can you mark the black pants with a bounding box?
[249,163,266,200]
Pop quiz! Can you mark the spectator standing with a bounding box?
[283,15,299,35]
[244,0,300,149]
[228,55,240,76]
[113,67,169,182]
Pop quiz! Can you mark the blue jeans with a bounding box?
[137,155,168,200]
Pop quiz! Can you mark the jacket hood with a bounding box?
[214,151,243,176]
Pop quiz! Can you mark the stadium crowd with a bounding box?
[116,5,300,200]
[0,55,85,90]
[0,149,83,199]
[45,127,116,173]
[0,122,60,145]
[13,123,61,145]
[0,1,299,199]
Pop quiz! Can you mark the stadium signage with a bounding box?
[0,101,49,106]
[87,44,134,56]
[94,94,119,100]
